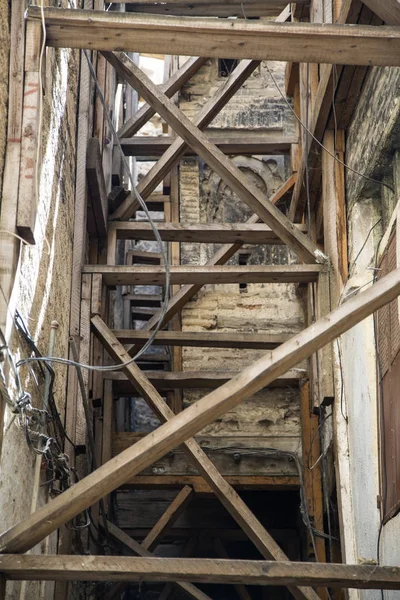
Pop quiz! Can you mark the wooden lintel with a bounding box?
[83,264,323,286]
[112,329,292,349]
[119,134,294,157]
[117,475,299,492]
[1,555,400,589]
[108,221,307,245]
[28,7,400,67]
[0,268,399,558]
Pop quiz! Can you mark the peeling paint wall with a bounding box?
[178,59,304,461]
[0,33,79,600]
[336,65,400,600]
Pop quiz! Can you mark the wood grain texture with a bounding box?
[1,555,400,588]
[361,0,400,24]
[28,7,400,66]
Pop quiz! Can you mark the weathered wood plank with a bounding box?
[113,329,292,349]
[118,56,207,138]
[109,221,307,245]
[125,1,293,17]
[106,369,302,391]
[361,0,400,24]
[119,475,299,491]
[83,264,323,285]
[2,556,400,589]
[86,138,108,237]
[120,134,294,157]
[104,52,325,264]
[28,7,400,66]
[1,268,399,556]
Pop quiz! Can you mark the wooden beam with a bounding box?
[112,329,293,349]
[109,221,306,245]
[120,134,294,157]
[2,555,400,589]
[86,137,108,237]
[107,369,301,391]
[104,52,325,265]
[28,7,400,66]
[125,1,293,17]
[1,268,399,556]
[117,56,207,138]
[120,475,299,491]
[83,264,323,286]
[142,486,194,551]
[122,0,299,5]
[288,0,360,222]
[106,519,211,600]
[112,58,261,220]
[361,0,400,24]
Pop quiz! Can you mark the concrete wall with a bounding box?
[335,65,400,600]
[177,59,304,463]
[0,32,79,600]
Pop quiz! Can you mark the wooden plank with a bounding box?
[361,0,400,24]
[118,56,207,138]
[1,268,399,556]
[288,0,362,222]
[83,264,323,285]
[86,137,108,237]
[107,369,302,391]
[106,521,211,600]
[104,52,325,265]
[142,486,194,551]
[2,555,400,589]
[16,20,42,243]
[119,475,299,491]
[28,7,400,66]
[120,134,294,157]
[112,58,262,220]
[109,221,306,245]
[125,2,292,17]
[113,329,292,349]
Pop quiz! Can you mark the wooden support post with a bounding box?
[104,51,324,265]
[300,382,327,590]
[2,555,400,589]
[0,268,399,564]
[27,7,400,67]
[16,20,42,243]
[118,57,207,138]
[106,521,212,600]
[86,138,108,238]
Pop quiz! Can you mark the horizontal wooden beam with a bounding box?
[125,1,291,17]
[28,7,400,66]
[118,475,299,492]
[1,555,400,589]
[1,268,399,554]
[83,264,323,285]
[112,329,293,349]
[106,369,302,391]
[109,221,307,245]
[120,134,294,157]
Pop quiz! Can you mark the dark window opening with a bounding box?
[218,58,239,78]
[239,252,250,291]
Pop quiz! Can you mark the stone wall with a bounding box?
[0,35,79,600]
[177,59,304,457]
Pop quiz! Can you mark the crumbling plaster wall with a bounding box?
[0,35,79,600]
[177,59,304,456]
[335,66,400,600]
